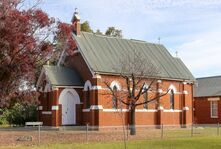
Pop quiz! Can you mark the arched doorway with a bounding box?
[59,89,80,125]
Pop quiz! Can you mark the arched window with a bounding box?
[112,85,118,109]
[143,92,148,109]
[143,85,148,109]
[110,81,121,90]
[86,86,90,109]
[170,89,174,109]
[84,80,92,109]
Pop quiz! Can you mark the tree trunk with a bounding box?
[130,106,136,135]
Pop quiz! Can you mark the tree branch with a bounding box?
[135,89,170,107]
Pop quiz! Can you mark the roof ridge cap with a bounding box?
[80,31,164,45]
[197,75,221,79]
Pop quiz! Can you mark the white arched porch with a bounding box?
[58,89,80,125]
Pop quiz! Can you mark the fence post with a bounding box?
[127,124,129,140]
[191,123,193,137]
[217,123,220,136]
[38,124,41,145]
[86,123,89,143]
[161,124,163,139]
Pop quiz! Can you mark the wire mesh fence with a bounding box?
[0,124,220,146]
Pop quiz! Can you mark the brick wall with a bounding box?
[38,51,193,127]
[194,96,221,124]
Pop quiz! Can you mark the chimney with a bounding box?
[71,8,81,36]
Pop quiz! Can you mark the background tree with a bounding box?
[50,20,95,65]
[104,50,169,135]
[95,29,103,35]
[52,21,123,65]
[81,21,93,33]
[105,27,122,38]
[0,0,55,107]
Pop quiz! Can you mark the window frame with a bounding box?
[112,85,118,109]
[170,89,175,109]
[210,100,218,118]
[143,91,148,109]
[86,86,90,109]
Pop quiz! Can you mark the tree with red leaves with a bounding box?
[0,0,55,107]
[56,22,77,55]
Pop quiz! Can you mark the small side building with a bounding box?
[194,76,221,124]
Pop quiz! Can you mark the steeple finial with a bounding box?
[158,37,161,44]
[175,51,178,57]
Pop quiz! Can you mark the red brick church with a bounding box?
[36,11,195,127]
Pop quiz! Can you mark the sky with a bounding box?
[26,0,221,78]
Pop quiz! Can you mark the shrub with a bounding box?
[0,109,9,125]
[0,103,37,126]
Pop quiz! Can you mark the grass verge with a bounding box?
[1,136,221,149]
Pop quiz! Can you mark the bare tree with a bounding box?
[104,50,170,135]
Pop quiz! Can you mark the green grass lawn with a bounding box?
[2,136,221,149]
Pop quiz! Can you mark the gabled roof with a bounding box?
[194,76,221,97]
[73,32,194,81]
[43,65,84,86]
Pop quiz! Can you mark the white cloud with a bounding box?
[177,30,221,77]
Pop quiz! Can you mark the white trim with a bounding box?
[73,50,80,54]
[59,89,81,104]
[52,85,83,88]
[103,109,129,112]
[168,84,177,94]
[82,108,158,112]
[135,109,158,112]
[44,83,51,92]
[52,105,59,110]
[158,106,164,110]
[82,107,184,113]
[93,74,101,79]
[158,89,163,93]
[42,111,52,115]
[110,81,121,90]
[90,105,103,110]
[92,85,102,90]
[82,109,90,112]
[157,80,162,83]
[52,87,59,91]
[208,98,220,101]
[183,90,188,94]
[83,80,92,91]
[183,107,189,111]
[38,106,43,110]
[163,109,182,112]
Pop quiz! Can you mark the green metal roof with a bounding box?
[74,32,195,81]
[43,65,84,86]
[194,76,221,97]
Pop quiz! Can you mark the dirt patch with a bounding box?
[0,126,194,147]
